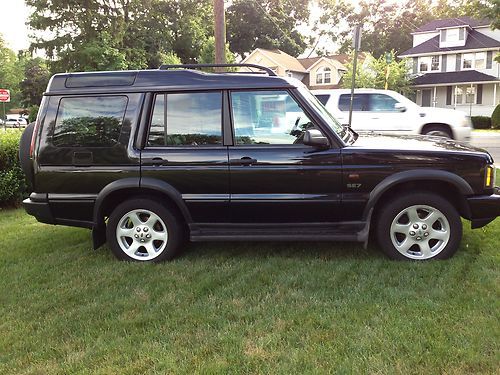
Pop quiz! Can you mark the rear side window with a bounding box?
[315,94,330,106]
[147,92,222,146]
[53,96,128,147]
[338,94,368,112]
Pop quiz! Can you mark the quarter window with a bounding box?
[53,96,128,147]
[231,90,316,145]
[147,92,222,146]
[369,94,399,111]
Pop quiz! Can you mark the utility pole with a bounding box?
[348,25,362,128]
[213,0,226,71]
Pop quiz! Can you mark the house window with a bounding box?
[465,86,475,104]
[463,53,474,69]
[454,86,463,104]
[475,52,486,69]
[446,28,459,42]
[431,56,440,71]
[316,67,332,84]
[419,57,429,72]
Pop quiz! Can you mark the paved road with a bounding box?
[470,131,500,163]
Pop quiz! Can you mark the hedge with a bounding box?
[471,116,491,129]
[492,104,500,129]
[0,130,27,207]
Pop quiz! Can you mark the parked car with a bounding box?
[313,89,472,141]
[3,118,21,128]
[20,65,499,262]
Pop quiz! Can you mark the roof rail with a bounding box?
[158,63,277,76]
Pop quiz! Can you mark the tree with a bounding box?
[26,0,215,71]
[20,57,50,108]
[341,52,413,95]
[198,37,236,64]
[226,0,309,58]
[0,35,24,112]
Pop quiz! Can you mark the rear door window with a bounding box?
[338,94,369,112]
[147,91,222,146]
[53,96,128,147]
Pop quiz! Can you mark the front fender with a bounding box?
[362,169,473,220]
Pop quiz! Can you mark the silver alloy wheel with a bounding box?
[390,204,450,260]
[115,209,168,261]
[426,130,449,138]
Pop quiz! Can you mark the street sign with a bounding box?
[0,89,10,103]
[352,25,362,51]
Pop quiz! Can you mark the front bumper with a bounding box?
[467,187,500,228]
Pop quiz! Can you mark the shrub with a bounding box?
[471,116,491,129]
[492,104,500,129]
[0,130,27,206]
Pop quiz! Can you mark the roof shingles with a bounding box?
[412,70,498,85]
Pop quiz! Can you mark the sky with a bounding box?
[0,0,30,52]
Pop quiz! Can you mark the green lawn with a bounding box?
[0,209,498,374]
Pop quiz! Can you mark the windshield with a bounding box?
[297,86,347,141]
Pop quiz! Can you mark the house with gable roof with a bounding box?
[399,16,500,116]
[240,48,357,90]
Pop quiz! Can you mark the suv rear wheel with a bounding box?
[376,192,462,260]
[106,198,183,262]
[422,125,452,138]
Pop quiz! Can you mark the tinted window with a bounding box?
[148,92,222,146]
[53,96,127,147]
[315,94,330,106]
[232,91,316,145]
[369,94,399,111]
[338,94,368,111]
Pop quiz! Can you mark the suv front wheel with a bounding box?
[376,192,462,260]
[106,198,183,262]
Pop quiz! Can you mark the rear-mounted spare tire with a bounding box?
[19,122,35,189]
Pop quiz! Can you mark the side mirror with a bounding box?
[304,129,329,148]
[394,103,407,112]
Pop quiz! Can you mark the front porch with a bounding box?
[415,82,499,116]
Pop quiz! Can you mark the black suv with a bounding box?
[20,64,500,262]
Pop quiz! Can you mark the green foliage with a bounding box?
[0,35,25,111]
[226,0,309,58]
[471,116,491,129]
[492,104,500,129]
[0,130,26,206]
[341,52,413,95]
[198,37,236,65]
[28,105,39,123]
[20,58,50,108]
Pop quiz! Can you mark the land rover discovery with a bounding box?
[20,64,500,262]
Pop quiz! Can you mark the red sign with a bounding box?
[0,89,10,103]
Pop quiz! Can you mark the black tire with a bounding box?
[422,125,453,139]
[376,192,462,261]
[106,198,184,262]
[19,122,35,189]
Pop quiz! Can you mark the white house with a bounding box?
[399,17,500,116]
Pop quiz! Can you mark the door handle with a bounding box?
[229,157,257,166]
[151,157,167,166]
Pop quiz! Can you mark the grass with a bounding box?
[472,129,500,133]
[0,208,498,374]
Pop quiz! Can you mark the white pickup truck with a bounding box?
[313,89,472,142]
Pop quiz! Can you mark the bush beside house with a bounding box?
[0,130,27,206]
[471,116,491,129]
[492,104,500,129]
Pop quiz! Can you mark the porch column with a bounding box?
[494,83,498,106]
[433,86,437,107]
[453,85,457,109]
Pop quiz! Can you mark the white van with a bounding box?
[313,89,471,142]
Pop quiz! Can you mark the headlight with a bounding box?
[485,164,496,188]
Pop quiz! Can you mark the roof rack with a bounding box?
[158,63,277,76]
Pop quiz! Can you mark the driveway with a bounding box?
[470,131,500,163]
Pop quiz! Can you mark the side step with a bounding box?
[189,222,367,242]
